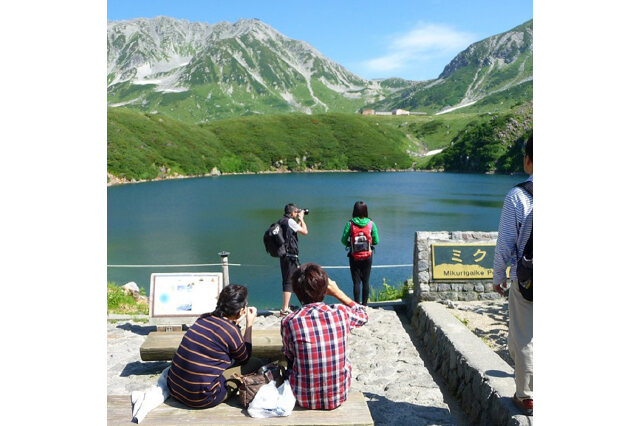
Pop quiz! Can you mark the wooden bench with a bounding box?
[107,391,373,425]
[140,329,285,361]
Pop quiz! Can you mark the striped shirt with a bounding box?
[280,302,368,410]
[167,315,251,408]
[493,175,533,285]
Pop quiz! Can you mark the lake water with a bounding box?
[107,172,524,309]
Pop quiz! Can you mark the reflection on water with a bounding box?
[107,172,524,309]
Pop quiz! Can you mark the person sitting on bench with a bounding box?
[131,284,261,423]
[167,284,260,408]
[280,263,368,410]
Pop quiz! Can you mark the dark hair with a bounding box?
[201,284,248,319]
[525,135,533,161]
[284,203,298,216]
[352,201,368,218]
[291,263,328,305]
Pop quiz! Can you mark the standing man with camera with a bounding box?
[278,203,308,316]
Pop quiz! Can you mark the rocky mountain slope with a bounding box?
[107,17,406,121]
[364,20,533,114]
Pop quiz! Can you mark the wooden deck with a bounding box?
[140,329,285,361]
[107,391,373,425]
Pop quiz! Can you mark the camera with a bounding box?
[298,208,310,215]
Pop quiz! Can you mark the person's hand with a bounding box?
[246,306,257,326]
[298,209,305,220]
[326,278,339,297]
[493,283,505,297]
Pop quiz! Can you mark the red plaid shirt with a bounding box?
[280,301,368,409]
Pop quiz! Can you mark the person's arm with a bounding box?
[371,221,379,245]
[280,319,296,364]
[297,211,308,235]
[230,307,256,364]
[493,192,518,296]
[326,278,353,305]
[341,221,351,246]
[326,278,368,328]
[243,307,257,344]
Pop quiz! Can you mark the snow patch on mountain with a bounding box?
[109,96,144,107]
[436,101,478,115]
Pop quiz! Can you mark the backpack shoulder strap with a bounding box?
[516,180,533,197]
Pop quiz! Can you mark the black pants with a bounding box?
[279,255,300,292]
[349,255,372,305]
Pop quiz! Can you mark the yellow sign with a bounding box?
[431,243,498,280]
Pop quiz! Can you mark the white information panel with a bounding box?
[149,272,224,324]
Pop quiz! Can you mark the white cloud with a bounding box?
[363,22,476,77]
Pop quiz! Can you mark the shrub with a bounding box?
[107,282,149,315]
[368,278,409,302]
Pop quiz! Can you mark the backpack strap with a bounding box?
[516,180,533,264]
[516,180,533,197]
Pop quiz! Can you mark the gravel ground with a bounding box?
[107,307,467,425]
[440,298,513,367]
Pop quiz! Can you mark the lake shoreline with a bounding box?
[106,168,443,187]
[107,168,529,187]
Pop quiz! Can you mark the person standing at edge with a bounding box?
[341,201,379,306]
[493,135,533,416]
[278,203,308,316]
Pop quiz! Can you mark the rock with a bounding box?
[210,167,221,176]
[122,282,140,297]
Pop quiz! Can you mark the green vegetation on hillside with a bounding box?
[108,101,533,181]
[425,102,532,173]
[108,108,413,180]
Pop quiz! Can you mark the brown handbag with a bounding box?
[227,361,286,408]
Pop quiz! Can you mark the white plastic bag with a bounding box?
[247,380,296,418]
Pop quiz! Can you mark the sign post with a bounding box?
[219,251,230,287]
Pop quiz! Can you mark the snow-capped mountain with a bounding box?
[107,17,532,121]
[107,17,394,121]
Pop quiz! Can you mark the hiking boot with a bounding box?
[513,394,533,415]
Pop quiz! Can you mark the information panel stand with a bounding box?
[149,272,224,330]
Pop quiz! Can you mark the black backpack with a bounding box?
[516,181,533,301]
[263,221,286,257]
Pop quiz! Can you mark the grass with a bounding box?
[108,109,414,180]
[453,314,470,327]
[368,278,410,302]
[107,97,532,181]
[107,282,149,315]
[425,102,532,173]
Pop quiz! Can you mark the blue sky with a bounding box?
[107,0,532,81]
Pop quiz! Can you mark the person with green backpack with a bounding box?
[493,135,533,416]
[341,201,379,306]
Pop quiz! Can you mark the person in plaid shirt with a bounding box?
[280,262,368,410]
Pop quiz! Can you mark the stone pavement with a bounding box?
[107,307,467,424]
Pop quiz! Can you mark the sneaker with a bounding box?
[513,394,533,415]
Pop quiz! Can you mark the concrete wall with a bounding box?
[409,301,531,425]
[413,231,502,302]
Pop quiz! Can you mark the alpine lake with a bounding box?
[107,171,524,309]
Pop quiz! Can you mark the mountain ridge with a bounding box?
[107,17,395,121]
[364,19,532,114]
[108,17,533,121]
